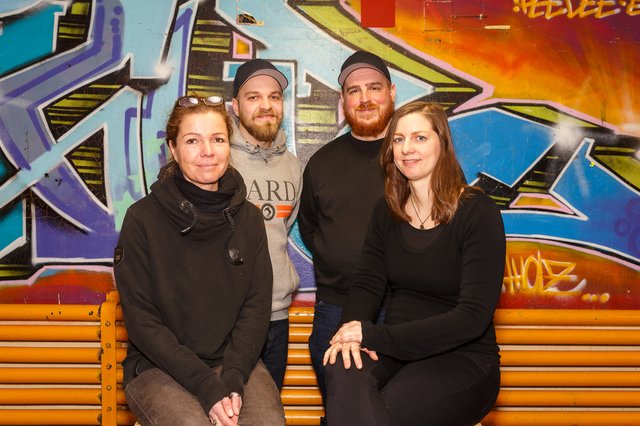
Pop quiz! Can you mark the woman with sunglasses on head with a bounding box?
[114,95,285,426]
[323,101,505,426]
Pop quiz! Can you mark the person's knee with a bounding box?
[240,361,285,425]
[324,359,345,381]
[326,357,373,390]
[248,360,282,397]
[125,369,210,425]
[381,364,498,426]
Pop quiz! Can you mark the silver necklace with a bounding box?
[409,196,432,230]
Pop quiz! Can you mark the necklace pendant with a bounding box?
[420,224,425,230]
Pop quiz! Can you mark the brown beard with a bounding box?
[239,109,282,143]
[345,101,394,138]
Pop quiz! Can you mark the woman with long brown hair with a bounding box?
[323,101,505,426]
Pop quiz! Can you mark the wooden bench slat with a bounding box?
[0,304,101,321]
[291,325,640,345]
[482,410,640,426]
[0,324,100,341]
[284,368,318,386]
[284,409,324,426]
[115,324,128,341]
[494,309,640,326]
[496,389,640,407]
[281,388,322,405]
[0,409,101,425]
[0,382,127,405]
[0,388,102,405]
[288,347,640,367]
[288,307,640,327]
[501,370,640,386]
[0,367,102,383]
[289,325,311,343]
[287,308,314,324]
[500,350,640,367]
[116,409,138,425]
[284,367,640,387]
[0,346,101,363]
[287,348,312,365]
[496,328,640,345]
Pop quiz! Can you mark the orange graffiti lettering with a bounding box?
[513,0,631,18]
[628,0,640,15]
[514,0,555,18]
[503,251,586,296]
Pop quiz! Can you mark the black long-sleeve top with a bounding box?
[341,190,506,361]
[298,132,384,305]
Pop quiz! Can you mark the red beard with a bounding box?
[345,101,394,138]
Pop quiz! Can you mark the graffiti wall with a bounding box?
[0,0,638,308]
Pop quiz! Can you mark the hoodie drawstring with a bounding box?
[223,208,244,265]
[179,200,244,266]
[179,200,198,236]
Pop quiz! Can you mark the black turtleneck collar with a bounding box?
[173,170,235,213]
[149,165,247,243]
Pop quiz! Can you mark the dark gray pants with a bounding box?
[125,360,285,426]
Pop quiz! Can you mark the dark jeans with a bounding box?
[261,318,289,391]
[309,300,385,406]
[125,359,285,426]
[308,301,343,406]
[325,352,500,426]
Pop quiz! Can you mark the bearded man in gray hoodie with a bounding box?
[230,59,302,390]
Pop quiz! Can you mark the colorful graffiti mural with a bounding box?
[0,0,638,308]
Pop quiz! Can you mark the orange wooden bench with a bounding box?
[2,291,640,425]
[0,291,134,425]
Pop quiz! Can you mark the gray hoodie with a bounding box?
[230,118,302,320]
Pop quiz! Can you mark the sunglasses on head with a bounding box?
[177,95,224,107]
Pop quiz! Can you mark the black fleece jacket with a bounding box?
[114,167,272,414]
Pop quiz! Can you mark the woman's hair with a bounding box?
[380,101,469,224]
[158,95,233,181]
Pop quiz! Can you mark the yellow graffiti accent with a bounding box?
[513,0,640,18]
[512,195,563,208]
[504,105,597,127]
[593,154,640,190]
[235,38,251,56]
[503,251,587,296]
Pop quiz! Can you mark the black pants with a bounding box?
[325,351,499,426]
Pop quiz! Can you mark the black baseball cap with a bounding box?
[233,59,288,97]
[338,51,391,86]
